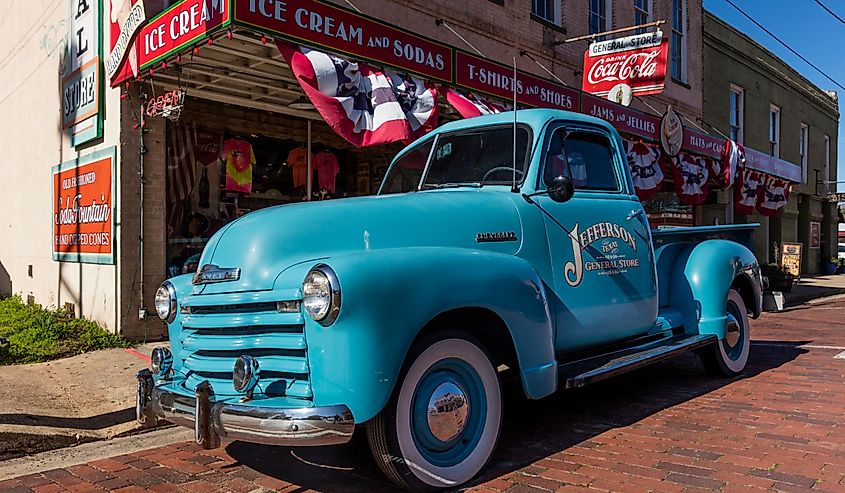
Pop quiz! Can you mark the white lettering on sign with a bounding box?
[564,222,640,287]
[106,1,145,78]
[587,49,661,86]
[63,71,96,117]
[55,194,111,226]
[589,31,663,57]
[143,0,226,57]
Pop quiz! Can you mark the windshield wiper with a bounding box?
[421,182,483,189]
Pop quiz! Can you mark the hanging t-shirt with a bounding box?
[315,150,341,193]
[223,138,255,193]
[287,147,312,188]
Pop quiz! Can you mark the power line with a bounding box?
[722,0,845,93]
[812,0,845,24]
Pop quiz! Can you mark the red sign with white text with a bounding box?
[52,152,114,263]
[455,52,580,111]
[234,0,452,81]
[684,129,725,160]
[583,31,668,98]
[110,0,230,85]
[581,94,659,141]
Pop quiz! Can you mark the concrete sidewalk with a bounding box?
[0,344,162,461]
[783,273,845,307]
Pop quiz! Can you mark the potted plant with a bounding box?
[822,257,838,275]
[761,263,794,292]
[838,258,845,274]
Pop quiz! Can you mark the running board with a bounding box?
[559,334,718,389]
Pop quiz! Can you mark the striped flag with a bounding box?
[166,123,198,235]
[757,176,790,217]
[278,42,438,147]
[444,88,511,118]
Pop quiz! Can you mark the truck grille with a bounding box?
[177,295,312,399]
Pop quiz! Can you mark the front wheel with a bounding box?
[367,335,502,491]
[700,288,751,377]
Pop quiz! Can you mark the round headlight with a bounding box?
[233,355,260,393]
[302,265,341,325]
[151,347,173,377]
[154,282,177,323]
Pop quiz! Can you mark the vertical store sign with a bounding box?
[52,147,116,264]
[63,0,103,146]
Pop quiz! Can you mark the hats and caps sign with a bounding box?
[62,0,103,147]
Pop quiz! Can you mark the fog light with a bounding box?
[151,347,173,378]
[233,355,259,393]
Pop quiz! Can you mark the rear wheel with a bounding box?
[700,289,751,377]
[367,335,502,491]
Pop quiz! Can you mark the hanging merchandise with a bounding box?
[315,149,341,193]
[671,153,710,205]
[287,146,312,189]
[757,176,791,217]
[223,137,255,193]
[444,88,512,119]
[623,139,663,200]
[712,139,744,188]
[278,42,439,147]
[735,168,766,215]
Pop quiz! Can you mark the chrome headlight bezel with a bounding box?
[154,281,177,324]
[150,347,173,378]
[301,264,341,326]
[233,355,260,393]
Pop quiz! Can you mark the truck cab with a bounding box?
[138,109,762,491]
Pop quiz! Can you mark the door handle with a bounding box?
[627,209,645,221]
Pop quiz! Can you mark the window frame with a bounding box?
[671,0,687,83]
[536,123,625,194]
[634,0,651,34]
[532,0,562,26]
[729,84,744,144]
[769,104,781,158]
[588,0,612,36]
[800,123,809,184]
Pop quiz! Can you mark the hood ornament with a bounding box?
[193,264,241,285]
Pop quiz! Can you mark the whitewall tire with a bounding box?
[367,335,502,491]
[701,289,751,377]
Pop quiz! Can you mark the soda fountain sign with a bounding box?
[583,30,668,99]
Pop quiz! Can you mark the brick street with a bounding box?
[3,297,845,493]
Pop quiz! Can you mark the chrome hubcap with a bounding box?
[426,382,469,442]
[725,313,741,348]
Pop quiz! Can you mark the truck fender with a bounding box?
[669,240,761,339]
[282,247,557,423]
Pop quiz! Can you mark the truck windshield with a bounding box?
[380,125,531,194]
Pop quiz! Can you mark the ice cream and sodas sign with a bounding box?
[52,149,115,263]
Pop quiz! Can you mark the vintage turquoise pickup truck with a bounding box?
[138,109,762,491]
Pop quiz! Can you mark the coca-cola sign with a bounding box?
[583,31,669,99]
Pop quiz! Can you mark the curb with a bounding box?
[784,288,845,308]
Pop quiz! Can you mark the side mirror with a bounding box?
[548,175,574,203]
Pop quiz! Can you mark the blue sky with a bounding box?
[703,0,844,192]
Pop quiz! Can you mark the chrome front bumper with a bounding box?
[136,370,354,448]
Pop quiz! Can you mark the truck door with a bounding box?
[533,125,658,353]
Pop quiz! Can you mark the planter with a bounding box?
[822,262,838,276]
[838,265,845,274]
[761,265,794,292]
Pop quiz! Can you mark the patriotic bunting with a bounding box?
[713,139,744,188]
[623,139,663,199]
[277,42,438,147]
[735,168,766,215]
[444,88,511,118]
[671,153,710,205]
[757,176,791,217]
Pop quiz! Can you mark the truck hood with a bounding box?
[194,190,523,294]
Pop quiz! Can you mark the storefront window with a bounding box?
[165,123,360,277]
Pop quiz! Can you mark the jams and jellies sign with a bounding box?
[64,0,103,146]
[583,30,668,99]
[234,0,453,81]
[581,94,659,141]
[454,51,580,111]
[52,148,116,264]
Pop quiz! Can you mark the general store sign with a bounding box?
[64,0,103,146]
[234,0,453,81]
[52,147,116,264]
[583,31,668,98]
[454,51,579,111]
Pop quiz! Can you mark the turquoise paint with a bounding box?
[155,109,761,426]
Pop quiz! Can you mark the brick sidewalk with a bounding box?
[2,299,844,492]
